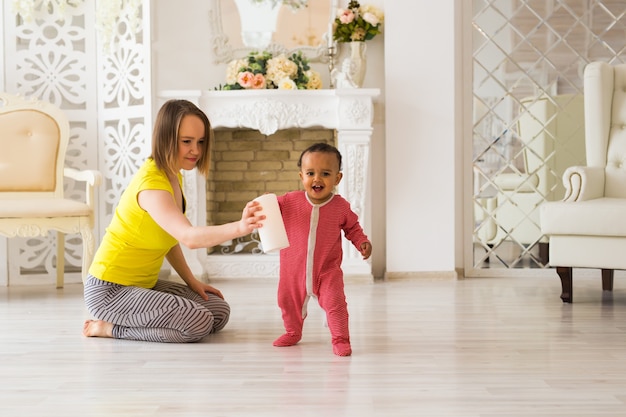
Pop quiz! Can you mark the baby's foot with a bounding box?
[332,341,352,356]
[273,333,301,347]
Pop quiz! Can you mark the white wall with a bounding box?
[384,0,461,277]
[152,0,461,279]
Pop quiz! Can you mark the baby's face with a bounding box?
[299,151,342,204]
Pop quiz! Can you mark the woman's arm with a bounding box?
[137,188,264,249]
[165,244,223,300]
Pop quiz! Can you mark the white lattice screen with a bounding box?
[0,0,152,285]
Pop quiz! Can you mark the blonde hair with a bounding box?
[151,99,213,177]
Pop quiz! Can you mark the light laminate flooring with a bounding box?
[2,274,626,416]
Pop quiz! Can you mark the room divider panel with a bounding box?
[0,0,152,285]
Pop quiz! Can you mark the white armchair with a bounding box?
[540,61,626,303]
[0,93,101,287]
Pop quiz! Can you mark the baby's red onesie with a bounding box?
[274,191,369,356]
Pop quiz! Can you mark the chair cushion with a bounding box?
[541,197,626,236]
[0,199,91,218]
[0,110,60,191]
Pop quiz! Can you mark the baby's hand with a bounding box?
[360,242,372,260]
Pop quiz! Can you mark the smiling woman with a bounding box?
[83,98,266,343]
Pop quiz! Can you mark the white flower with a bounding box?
[305,70,322,90]
[266,54,298,85]
[277,78,297,90]
[362,12,379,27]
[226,59,248,84]
[360,4,384,24]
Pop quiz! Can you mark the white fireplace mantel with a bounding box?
[158,88,380,280]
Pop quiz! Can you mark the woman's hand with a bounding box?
[239,200,265,235]
[188,278,224,300]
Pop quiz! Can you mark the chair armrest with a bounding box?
[562,166,605,202]
[64,167,102,208]
[64,167,102,187]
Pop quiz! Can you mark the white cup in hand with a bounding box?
[254,193,289,253]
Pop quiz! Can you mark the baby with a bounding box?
[273,142,372,356]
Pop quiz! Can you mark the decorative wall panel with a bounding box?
[0,0,151,285]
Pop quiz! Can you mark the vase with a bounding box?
[345,41,367,87]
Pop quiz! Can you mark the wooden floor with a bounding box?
[2,274,626,416]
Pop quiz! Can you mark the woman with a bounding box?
[82,99,264,342]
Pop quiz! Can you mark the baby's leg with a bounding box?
[318,275,352,356]
[274,276,307,347]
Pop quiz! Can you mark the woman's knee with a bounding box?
[212,301,230,332]
[184,310,214,342]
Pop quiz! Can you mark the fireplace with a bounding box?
[159,88,380,280]
[208,128,336,254]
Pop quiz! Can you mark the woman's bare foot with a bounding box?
[83,320,114,338]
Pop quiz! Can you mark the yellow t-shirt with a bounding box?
[89,158,181,288]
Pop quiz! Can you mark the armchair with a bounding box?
[0,93,101,287]
[540,61,626,302]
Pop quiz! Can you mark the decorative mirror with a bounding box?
[209,0,331,63]
[471,0,625,271]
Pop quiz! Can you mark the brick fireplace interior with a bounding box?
[207,128,335,253]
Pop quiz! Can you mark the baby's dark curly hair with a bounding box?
[297,142,342,171]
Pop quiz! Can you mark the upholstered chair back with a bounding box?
[584,62,626,198]
[0,93,101,288]
[0,94,68,198]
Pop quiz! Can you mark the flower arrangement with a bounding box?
[332,0,384,42]
[219,51,322,90]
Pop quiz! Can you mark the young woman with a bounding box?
[82,99,264,343]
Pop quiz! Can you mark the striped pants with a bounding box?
[84,275,230,343]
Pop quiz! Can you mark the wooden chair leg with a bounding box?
[601,269,614,291]
[556,266,573,303]
[56,232,65,289]
[81,227,95,284]
[538,242,549,266]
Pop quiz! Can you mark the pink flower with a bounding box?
[251,73,266,89]
[339,9,355,24]
[237,71,255,88]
